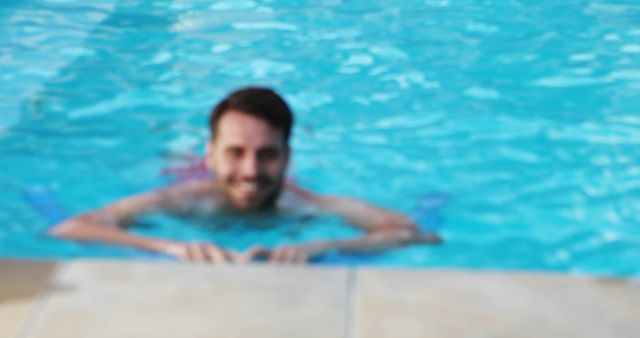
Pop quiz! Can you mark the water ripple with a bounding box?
[531,76,602,87]
[546,123,640,145]
[232,21,297,31]
[2,0,640,275]
[463,86,501,100]
[209,1,257,11]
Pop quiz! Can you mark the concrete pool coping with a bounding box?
[1,259,639,338]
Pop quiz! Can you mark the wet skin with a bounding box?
[206,110,289,211]
[49,110,441,264]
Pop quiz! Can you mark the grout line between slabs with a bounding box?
[344,268,356,338]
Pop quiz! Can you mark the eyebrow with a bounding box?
[223,144,281,151]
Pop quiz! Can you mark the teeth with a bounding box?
[237,181,259,192]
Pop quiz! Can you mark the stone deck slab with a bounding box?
[0,260,59,338]
[1,260,639,338]
[354,269,640,338]
[23,261,349,338]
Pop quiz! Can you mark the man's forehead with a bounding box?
[215,111,285,146]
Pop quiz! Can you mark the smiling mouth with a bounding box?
[224,178,282,210]
[232,177,273,195]
[236,181,261,194]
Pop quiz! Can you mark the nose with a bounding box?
[240,153,261,179]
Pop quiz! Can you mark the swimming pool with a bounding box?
[1,0,639,277]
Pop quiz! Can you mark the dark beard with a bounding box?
[219,177,284,214]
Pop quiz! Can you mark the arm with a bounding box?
[50,190,170,250]
[263,183,442,263]
[49,181,228,263]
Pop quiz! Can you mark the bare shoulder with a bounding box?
[103,181,217,215]
[157,179,217,199]
[279,180,323,214]
[153,179,220,213]
[282,181,415,231]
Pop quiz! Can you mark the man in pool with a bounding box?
[51,87,441,264]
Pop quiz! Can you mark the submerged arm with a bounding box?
[262,183,442,263]
[49,181,228,262]
[50,190,168,251]
[305,195,440,252]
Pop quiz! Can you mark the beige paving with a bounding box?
[25,260,349,338]
[0,260,59,338]
[354,269,640,338]
[4,260,639,338]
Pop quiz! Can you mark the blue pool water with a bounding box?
[1,0,639,277]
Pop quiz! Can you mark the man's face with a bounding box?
[206,110,289,211]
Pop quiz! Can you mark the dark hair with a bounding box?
[209,87,294,145]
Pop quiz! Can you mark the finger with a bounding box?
[187,243,207,263]
[284,247,298,264]
[202,244,227,264]
[228,250,243,264]
[415,233,443,244]
[245,246,270,263]
[238,246,258,264]
[163,243,189,261]
[293,250,309,265]
[268,248,280,263]
[278,247,299,264]
[269,247,286,264]
[282,247,297,264]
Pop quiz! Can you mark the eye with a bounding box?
[226,147,243,159]
[258,148,279,161]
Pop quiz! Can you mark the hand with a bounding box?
[160,241,231,264]
[267,242,326,264]
[415,232,443,244]
[228,245,270,264]
[225,244,319,265]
